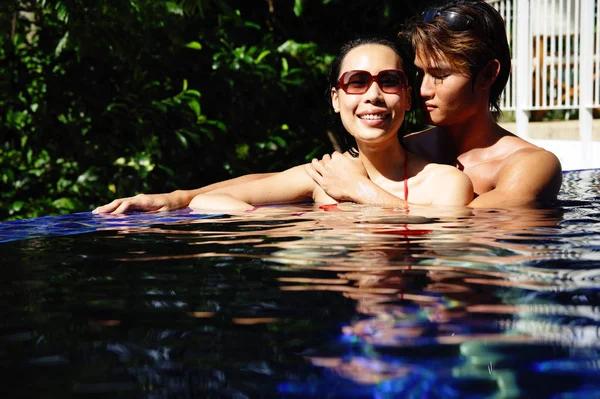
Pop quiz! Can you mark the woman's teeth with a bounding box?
[359,114,386,120]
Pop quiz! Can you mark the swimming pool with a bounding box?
[1,169,599,398]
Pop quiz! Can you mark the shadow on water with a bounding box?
[1,170,600,398]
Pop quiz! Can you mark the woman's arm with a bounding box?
[189,165,334,212]
[93,173,276,214]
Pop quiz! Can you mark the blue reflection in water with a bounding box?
[0,170,599,398]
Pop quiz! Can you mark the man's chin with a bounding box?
[423,115,435,126]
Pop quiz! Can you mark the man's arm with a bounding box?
[93,173,277,214]
[468,149,562,208]
[305,152,409,207]
[305,152,473,207]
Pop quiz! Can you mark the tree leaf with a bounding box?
[184,89,201,97]
[255,50,271,64]
[166,2,184,15]
[55,32,69,57]
[188,99,201,118]
[175,131,189,149]
[294,0,304,17]
[185,41,203,50]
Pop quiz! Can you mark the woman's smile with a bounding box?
[358,111,390,127]
[358,112,389,120]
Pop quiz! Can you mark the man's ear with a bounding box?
[478,59,501,90]
[331,88,340,113]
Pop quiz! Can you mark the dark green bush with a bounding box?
[1,0,431,220]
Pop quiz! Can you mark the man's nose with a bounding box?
[420,75,434,98]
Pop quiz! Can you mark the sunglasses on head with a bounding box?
[337,69,408,95]
[422,9,474,31]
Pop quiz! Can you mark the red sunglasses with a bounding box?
[337,69,408,95]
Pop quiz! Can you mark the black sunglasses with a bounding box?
[422,9,474,31]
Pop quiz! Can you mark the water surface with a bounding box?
[1,170,600,398]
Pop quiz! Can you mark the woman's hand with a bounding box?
[92,192,185,214]
[305,151,369,201]
[93,174,275,215]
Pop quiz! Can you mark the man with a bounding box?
[305,0,562,209]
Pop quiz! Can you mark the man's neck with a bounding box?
[442,110,505,156]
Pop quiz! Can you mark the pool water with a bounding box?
[1,170,600,398]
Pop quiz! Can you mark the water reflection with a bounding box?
[1,171,600,397]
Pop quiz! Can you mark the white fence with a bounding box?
[489,0,600,169]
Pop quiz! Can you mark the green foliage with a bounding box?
[0,0,432,220]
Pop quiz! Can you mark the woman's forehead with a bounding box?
[341,44,403,72]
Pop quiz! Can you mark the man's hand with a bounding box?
[92,192,185,214]
[305,152,369,201]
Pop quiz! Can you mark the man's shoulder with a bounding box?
[490,133,562,171]
[502,145,560,167]
[498,146,563,198]
[469,144,563,207]
[494,132,539,154]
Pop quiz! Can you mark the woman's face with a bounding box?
[331,44,411,147]
[415,51,487,127]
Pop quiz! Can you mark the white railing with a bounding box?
[489,0,599,169]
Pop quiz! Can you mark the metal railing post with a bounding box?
[579,0,595,169]
[516,0,531,138]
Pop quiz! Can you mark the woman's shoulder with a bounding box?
[417,163,473,206]
[421,163,468,180]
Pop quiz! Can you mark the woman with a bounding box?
[306,0,562,209]
[184,37,473,211]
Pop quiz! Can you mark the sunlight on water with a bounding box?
[1,170,599,397]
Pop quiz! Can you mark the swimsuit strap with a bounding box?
[404,154,409,202]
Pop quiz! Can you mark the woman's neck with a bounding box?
[357,137,407,183]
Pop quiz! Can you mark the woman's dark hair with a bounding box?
[327,36,421,157]
[405,0,511,118]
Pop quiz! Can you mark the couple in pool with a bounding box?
[94,0,562,215]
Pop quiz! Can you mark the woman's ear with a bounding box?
[405,86,412,111]
[478,59,501,90]
[331,88,340,113]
